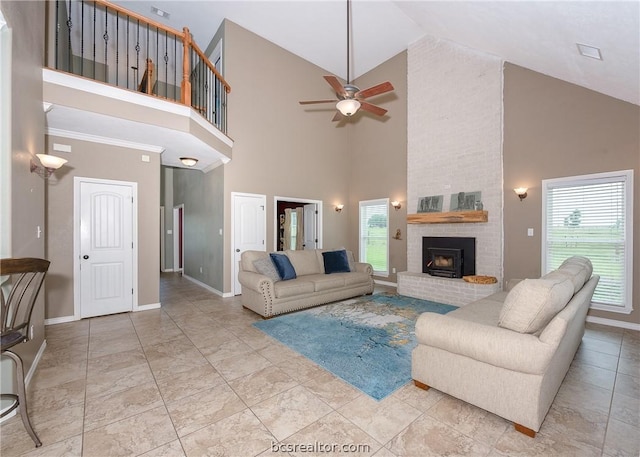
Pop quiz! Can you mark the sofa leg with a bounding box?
[514,423,536,438]
[413,380,430,391]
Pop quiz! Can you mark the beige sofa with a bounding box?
[238,249,374,318]
[412,256,599,437]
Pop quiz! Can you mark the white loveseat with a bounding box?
[238,249,374,318]
[412,256,599,437]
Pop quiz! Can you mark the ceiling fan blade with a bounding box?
[299,100,338,105]
[355,81,394,100]
[359,101,388,116]
[332,111,343,122]
[324,75,347,98]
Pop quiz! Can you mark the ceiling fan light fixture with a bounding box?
[336,99,361,116]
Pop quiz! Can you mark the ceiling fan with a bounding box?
[299,0,395,121]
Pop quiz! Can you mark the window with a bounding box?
[359,199,389,276]
[542,170,633,313]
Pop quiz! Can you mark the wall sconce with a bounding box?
[180,157,198,167]
[391,201,402,211]
[514,187,528,201]
[335,204,344,212]
[30,154,68,178]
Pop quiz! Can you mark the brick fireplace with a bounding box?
[399,35,504,306]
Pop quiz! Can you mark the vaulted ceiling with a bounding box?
[114,1,639,106]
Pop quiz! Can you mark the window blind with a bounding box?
[359,199,389,275]
[543,171,632,311]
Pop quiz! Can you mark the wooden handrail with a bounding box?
[190,40,232,94]
[94,0,184,39]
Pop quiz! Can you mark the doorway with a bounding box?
[173,204,184,273]
[274,197,323,251]
[231,192,266,295]
[74,177,137,319]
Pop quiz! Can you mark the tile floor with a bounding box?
[1,273,638,456]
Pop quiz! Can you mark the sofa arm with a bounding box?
[238,270,274,296]
[354,262,373,275]
[415,313,558,375]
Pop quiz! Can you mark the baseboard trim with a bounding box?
[161,268,174,272]
[135,302,161,312]
[586,316,640,331]
[374,279,398,288]
[45,315,77,326]
[182,275,232,297]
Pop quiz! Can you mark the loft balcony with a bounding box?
[44,0,232,170]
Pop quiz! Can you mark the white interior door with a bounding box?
[232,193,266,295]
[79,180,134,318]
[303,204,318,250]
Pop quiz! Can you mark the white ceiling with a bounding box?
[114,0,640,106]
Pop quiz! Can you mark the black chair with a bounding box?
[1,258,50,447]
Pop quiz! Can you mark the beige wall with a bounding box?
[173,165,225,292]
[503,63,640,325]
[45,136,160,319]
[221,20,350,292]
[350,52,408,283]
[1,0,46,377]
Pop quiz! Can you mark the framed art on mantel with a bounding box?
[450,191,481,211]
[417,195,443,213]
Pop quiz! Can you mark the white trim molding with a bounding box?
[586,316,640,332]
[183,274,232,298]
[47,127,165,153]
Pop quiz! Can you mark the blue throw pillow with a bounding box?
[269,253,297,280]
[322,249,351,274]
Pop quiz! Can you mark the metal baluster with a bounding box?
[103,5,109,83]
[55,0,59,69]
[115,11,119,86]
[93,3,96,79]
[80,0,84,77]
[135,19,140,89]
[164,31,169,99]
[67,0,72,72]
[173,36,177,101]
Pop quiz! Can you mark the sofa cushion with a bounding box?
[341,271,372,287]
[270,253,297,280]
[285,250,322,276]
[322,249,351,274]
[561,256,593,278]
[273,279,314,298]
[253,257,280,282]
[543,264,588,295]
[498,278,575,334]
[306,274,346,291]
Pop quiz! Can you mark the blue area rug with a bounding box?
[253,293,457,400]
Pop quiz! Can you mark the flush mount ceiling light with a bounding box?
[180,157,198,167]
[576,43,602,60]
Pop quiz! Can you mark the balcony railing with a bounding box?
[49,0,230,133]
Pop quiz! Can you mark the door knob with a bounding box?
[235,249,240,253]
[83,255,89,259]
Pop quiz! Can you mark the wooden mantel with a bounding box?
[407,210,488,224]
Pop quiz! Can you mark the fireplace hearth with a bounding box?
[423,237,475,278]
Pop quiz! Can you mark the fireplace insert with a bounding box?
[422,236,476,277]
[426,247,463,278]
